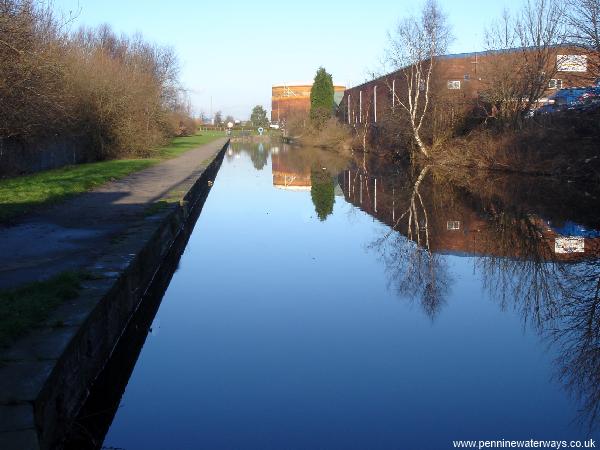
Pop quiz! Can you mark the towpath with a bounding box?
[0,138,229,290]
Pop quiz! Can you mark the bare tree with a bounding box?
[0,0,71,140]
[517,0,566,108]
[386,0,451,157]
[566,0,600,79]
[481,10,523,124]
[481,0,566,127]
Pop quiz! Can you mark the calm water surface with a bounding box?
[82,142,600,449]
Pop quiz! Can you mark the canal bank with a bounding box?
[0,139,229,450]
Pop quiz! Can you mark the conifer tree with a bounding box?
[310,67,334,127]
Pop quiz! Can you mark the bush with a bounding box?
[287,113,352,151]
[0,0,70,141]
[0,1,195,161]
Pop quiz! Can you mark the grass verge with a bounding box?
[157,130,226,159]
[0,272,83,348]
[0,131,226,222]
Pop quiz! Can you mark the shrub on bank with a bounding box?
[427,108,600,178]
[286,114,353,152]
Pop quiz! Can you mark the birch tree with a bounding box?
[386,0,451,157]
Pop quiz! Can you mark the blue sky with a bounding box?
[54,0,521,119]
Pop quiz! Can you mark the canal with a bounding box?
[67,141,600,449]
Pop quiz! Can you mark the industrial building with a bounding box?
[340,46,597,126]
[271,82,346,123]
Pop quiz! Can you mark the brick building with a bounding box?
[271,82,346,123]
[340,46,596,127]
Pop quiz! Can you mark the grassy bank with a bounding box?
[0,272,83,348]
[0,131,225,222]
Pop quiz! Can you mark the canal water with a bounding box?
[71,142,600,449]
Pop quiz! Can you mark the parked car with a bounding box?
[551,88,588,107]
[531,86,600,116]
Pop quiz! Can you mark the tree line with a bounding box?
[0,0,196,160]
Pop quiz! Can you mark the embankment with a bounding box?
[0,141,228,450]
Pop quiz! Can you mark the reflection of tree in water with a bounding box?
[482,250,600,431]
[377,237,451,321]
[310,168,335,221]
[250,143,268,170]
[370,166,451,320]
[227,143,269,170]
[231,142,348,221]
[476,211,562,328]
[362,159,600,430]
[555,259,600,430]
[278,145,348,223]
[470,193,600,432]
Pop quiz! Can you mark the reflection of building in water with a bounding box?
[339,168,600,260]
[271,151,311,191]
[271,82,346,123]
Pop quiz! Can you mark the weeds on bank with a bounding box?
[0,272,85,347]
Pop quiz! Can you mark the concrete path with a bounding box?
[0,138,229,290]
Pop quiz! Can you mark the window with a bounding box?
[419,79,426,91]
[447,80,461,90]
[464,74,470,80]
[447,221,460,230]
[548,79,563,89]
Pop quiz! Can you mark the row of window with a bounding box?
[347,77,565,123]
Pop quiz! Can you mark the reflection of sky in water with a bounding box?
[103,144,600,450]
